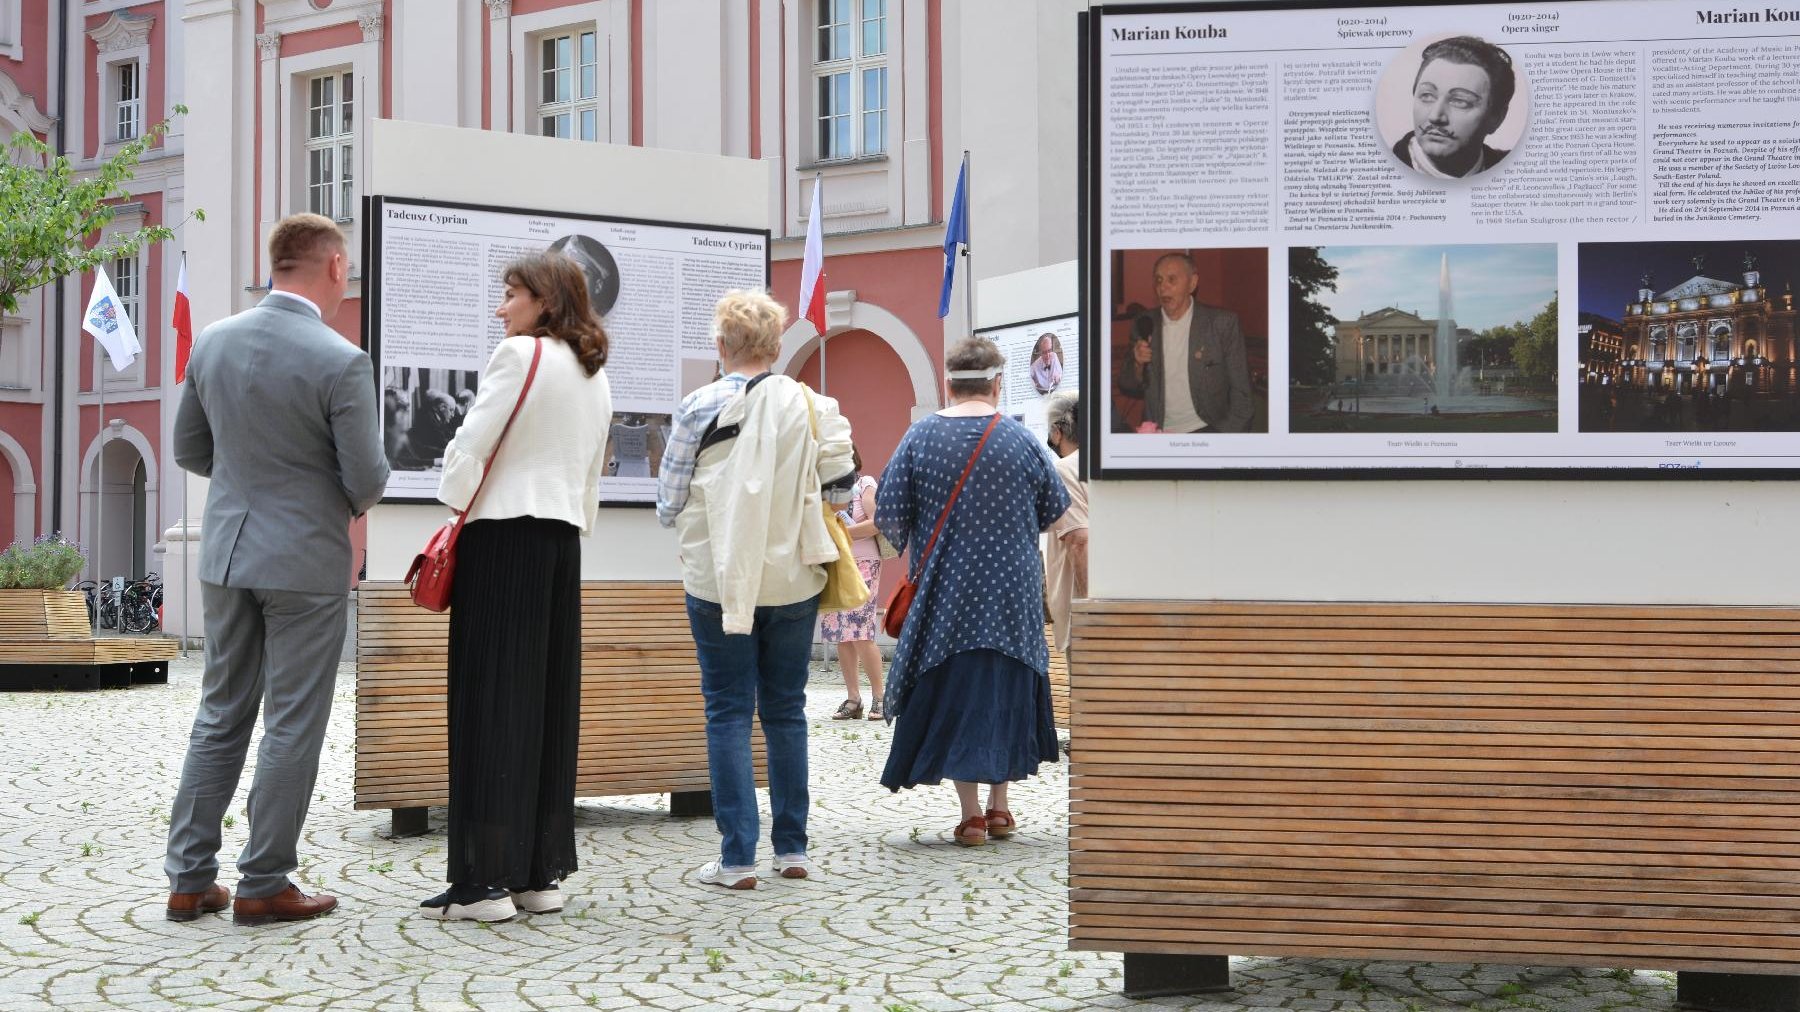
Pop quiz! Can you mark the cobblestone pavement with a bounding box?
[1,655,1686,1011]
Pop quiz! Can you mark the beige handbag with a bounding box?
[802,386,870,614]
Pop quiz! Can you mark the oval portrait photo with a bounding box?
[1374,34,1529,182]
[1030,332,1065,394]
[548,233,622,316]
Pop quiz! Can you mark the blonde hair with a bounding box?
[268,213,345,275]
[714,289,786,362]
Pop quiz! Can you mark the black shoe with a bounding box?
[420,885,515,922]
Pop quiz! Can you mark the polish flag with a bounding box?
[797,176,826,334]
[173,256,193,383]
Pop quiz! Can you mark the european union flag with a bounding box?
[937,156,969,319]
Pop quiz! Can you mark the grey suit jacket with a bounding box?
[173,294,389,595]
[1119,302,1254,433]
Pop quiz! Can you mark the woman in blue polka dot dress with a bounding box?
[874,337,1072,846]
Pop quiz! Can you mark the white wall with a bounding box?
[977,260,1078,331]
[364,119,770,582]
[1090,481,1800,605]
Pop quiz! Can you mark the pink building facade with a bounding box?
[4,0,1082,585]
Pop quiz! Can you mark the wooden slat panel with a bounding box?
[1068,599,1800,976]
[0,590,92,639]
[1045,624,1070,730]
[354,580,760,810]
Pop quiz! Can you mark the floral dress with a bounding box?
[819,474,880,644]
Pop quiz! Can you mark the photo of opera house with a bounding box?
[1578,241,1800,432]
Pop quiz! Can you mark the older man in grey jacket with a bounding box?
[163,214,389,926]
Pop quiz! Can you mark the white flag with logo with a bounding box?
[82,264,140,371]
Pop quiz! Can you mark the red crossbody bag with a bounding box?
[882,412,1000,639]
[404,338,544,612]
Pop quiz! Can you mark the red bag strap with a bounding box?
[909,412,1000,579]
[447,338,544,541]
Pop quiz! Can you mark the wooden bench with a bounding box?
[1069,600,1800,1007]
[0,590,177,691]
[1046,624,1070,730]
[357,581,762,836]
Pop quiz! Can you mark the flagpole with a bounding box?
[96,347,105,629]
[815,173,826,397]
[961,150,975,340]
[178,251,189,656]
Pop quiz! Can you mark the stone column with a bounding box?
[172,0,250,642]
[485,0,510,131]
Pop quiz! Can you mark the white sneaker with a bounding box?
[696,860,757,890]
[771,854,815,880]
[511,887,563,914]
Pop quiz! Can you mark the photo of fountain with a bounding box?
[1290,244,1559,433]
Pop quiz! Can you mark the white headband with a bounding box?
[945,366,1002,380]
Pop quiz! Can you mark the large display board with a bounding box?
[1084,0,1800,478]
[974,312,1082,441]
[365,195,770,503]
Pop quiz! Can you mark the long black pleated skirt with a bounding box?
[445,516,581,890]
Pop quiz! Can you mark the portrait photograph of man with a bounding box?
[1109,249,1267,435]
[1375,34,1528,181]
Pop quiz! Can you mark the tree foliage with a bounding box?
[0,108,202,318]
[1510,296,1559,382]
[1288,247,1339,386]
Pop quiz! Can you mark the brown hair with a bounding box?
[851,443,863,473]
[268,213,345,275]
[944,336,1005,398]
[501,252,609,377]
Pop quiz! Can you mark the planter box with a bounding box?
[0,588,173,690]
[0,589,92,639]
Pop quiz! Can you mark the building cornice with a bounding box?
[259,0,382,37]
[87,10,155,54]
[0,71,56,134]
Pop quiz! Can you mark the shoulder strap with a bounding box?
[697,371,775,454]
[910,413,1000,579]
[449,338,544,536]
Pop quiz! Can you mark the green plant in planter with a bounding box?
[0,535,88,590]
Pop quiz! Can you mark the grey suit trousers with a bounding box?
[164,582,347,898]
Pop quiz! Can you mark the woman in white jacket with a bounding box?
[656,289,853,890]
[422,252,613,922]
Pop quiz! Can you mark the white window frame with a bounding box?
[506,3,630,143]
[112,59,142,143]
[277,42,372,282]
[302,69,356,222]
[91,214,147,390]
[812,0,888,162]
[534,28,602,141]
[0,0,22,62]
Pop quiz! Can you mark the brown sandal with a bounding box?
[984,808,1016,838]
[953,815,988,847]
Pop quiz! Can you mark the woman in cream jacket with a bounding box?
[656,289,853,890]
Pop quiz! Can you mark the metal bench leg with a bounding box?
[1678,972,1800,1012]
[1122,953,1230,998]
[669,790,713,817]
[389,807,430,838]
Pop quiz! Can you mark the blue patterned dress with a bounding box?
[875,412,1071,790]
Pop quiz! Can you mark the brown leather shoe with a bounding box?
[232,885,338,926]
[166,883,230,922]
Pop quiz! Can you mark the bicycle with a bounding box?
[119,576,161,634]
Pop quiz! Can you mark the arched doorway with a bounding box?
[789,330,914,476]
[0,429,34,546]
[79,426,159,582]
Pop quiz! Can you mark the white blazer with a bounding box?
[438,335,613,533]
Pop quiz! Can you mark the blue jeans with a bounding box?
[686,592,820,868]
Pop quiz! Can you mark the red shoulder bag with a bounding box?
[404,339,544,612]
[882,413,1000,639]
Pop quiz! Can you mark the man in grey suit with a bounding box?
[1117,252,1255,433]
[164,214,389,925]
